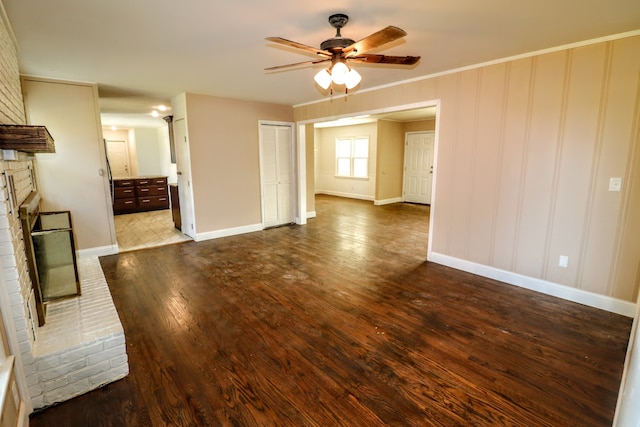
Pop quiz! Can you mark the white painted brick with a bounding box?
[38,359,87,382]
[87,344,126,366]
[110,354,129,368]
[59,342,104,365]
[68,360,110,383]
[25,373,40,387]
[21,360,37,377]
[89,366,129,387]
[43,378,91,406]
[42,376,69,393]
[35,356,61,372]
[31,395,44,410]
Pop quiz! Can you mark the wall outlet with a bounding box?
[559,255,569,268]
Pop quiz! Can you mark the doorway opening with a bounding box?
[103,127,191,252]
[301,101,439,258]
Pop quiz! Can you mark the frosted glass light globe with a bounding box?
[331,62,349,85]
[314,69,332,89]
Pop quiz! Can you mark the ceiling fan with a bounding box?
[265,14,420,92]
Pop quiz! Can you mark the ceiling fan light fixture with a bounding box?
[344,68,361,89]
[314,68,332,89]
[330,61,349,85]
[266,14,420,96]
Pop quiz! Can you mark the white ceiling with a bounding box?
[4,0,640,128]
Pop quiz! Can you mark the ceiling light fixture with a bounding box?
[314,59,361,93]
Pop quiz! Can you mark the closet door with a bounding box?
[259,123,294,228]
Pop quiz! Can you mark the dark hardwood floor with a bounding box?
[30,195,632,426]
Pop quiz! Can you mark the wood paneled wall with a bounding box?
[295,35,640,302]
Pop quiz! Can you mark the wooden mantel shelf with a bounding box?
[0,124,55,153]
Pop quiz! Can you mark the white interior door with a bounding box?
[173,118,196,238]
[105,140,130,178]
[260,123,294,228]
[403,132,434,204]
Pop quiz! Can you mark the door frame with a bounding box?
[173,117,196,239]
[295,99,441,256]
[258,121,296,228]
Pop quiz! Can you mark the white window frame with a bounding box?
[335,136,369,179]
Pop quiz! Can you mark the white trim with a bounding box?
[77,245,119,258]
[427,105,441,258]
[306,210,316,219]
[428,252,636,317]
[297,124,307,225]
[613,301,640,425]
[195,223,263,242]
[17,401,29,427]
[294,30,640,109]
[296,100,440,127]
[374,197,403,206]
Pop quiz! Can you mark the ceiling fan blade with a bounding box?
[266,37,332,57]
[349,54,421,65]
[343,26,407,55]
[265,58,331,71]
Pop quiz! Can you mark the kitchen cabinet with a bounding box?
[113,176,169,214]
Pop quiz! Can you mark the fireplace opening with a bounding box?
[19,191,80,326]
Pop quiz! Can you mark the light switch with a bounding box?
[609,177,622,192]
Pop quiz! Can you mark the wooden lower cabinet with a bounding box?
[113,176,169,214]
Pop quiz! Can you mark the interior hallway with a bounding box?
[114,209,191,252]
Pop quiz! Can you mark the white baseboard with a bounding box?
[429,252,636,317]
[77,245,119,258]
[306,211,317,219]
[315,191,374,201]
[195,223,263,242]
[374,197,403,206]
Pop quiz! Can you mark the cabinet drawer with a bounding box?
[136,186,167,197]
[113,198,137,211]
[137,195,169,209]
[114,187,136,199]
[137,178,167,186]
[114,179,134,187]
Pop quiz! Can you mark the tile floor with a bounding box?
[114,209,191,252]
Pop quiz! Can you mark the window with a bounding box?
[336,136,369,178]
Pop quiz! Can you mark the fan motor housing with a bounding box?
[320,37,356,52]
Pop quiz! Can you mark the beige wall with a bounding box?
[403,119,436,133]
[376,120,405,201]
[184,93,293,233]
[295,35,640,303]
[21,77,116,252]
[314,123,377,200]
